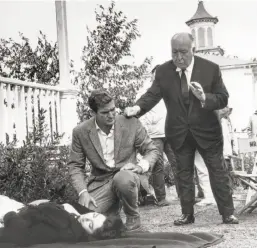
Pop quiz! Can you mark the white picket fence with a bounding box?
[0,77,63,146]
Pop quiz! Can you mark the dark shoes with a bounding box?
[196,191,204,199]
[173,214,238,226]
[222,215,239,224]
[125,216,141,231]
[174,214,195,226]
[157,199,171,207]
[139,194,157,206]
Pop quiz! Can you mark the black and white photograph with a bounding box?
[0,0,257,247]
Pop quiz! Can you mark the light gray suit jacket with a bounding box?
[68,115,159,194]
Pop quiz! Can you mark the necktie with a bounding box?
[180,69,189,105]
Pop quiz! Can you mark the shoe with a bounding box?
[157,199,171,207]
[139,194,157,206]
[145,194,157,205]
[222,215,239,224]
[174,214,195,226]
[195,198,216,206]
[197,191,204,198]
[125,216,141,231]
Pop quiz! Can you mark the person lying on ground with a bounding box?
[0,198,125,247]
[0,195,224,248]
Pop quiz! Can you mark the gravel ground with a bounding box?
[127,186,257,248]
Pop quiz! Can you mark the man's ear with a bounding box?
[192,47,196,53]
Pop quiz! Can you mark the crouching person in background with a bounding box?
[68,89,159,232]
[194,106,236,206]
[138,65,179,207]
[140,99,179,206]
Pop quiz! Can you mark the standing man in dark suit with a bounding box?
[125,32,238,225]
[68,89,159,231]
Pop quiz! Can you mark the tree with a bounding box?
[0,31,75,86]
[76,1,152,121]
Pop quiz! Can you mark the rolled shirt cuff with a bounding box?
[78,189,88,196]
[138,159,150,173]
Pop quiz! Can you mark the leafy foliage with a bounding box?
[76,1,152,121]
[0,109,77,204]
[0,31,75,86]
[230,154,256,188]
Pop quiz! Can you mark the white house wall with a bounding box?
[139,67,255,132]
[221,67,254,131]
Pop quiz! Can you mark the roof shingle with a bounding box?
[197,54,257,68]
[186,1,218,25]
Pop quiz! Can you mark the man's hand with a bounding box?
[78,191,98,209]
[124,106,141,117]
[121,163,143,174]
[189,82,206,103]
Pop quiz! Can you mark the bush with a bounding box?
[230,153,256,188]
[0,109,77,204]
[232,153,255,174]
[76,1,152,121]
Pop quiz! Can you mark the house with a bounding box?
[186,1,257,131]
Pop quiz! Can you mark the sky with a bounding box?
[1,0,257,70]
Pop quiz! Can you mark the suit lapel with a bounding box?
[190,56,201,83]
[189,56,201,115]
[114,119,123,161]
[88,119,105,161]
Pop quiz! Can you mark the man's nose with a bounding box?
[177,53,183,60]
[108,111,115,118]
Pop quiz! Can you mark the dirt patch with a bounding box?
[136,187,257,248]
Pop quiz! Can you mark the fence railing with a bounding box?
[0,77,64,146]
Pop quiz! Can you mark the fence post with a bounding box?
[59,87,79,144]
[55,0,79,145]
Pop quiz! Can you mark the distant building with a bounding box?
[186,0,223,56]
[186,0,257,131]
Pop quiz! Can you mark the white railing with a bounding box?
[0,77,63,146]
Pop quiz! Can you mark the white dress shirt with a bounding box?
[95,121,149,173]
[79,121,150,197]
[221,118,233,158]
[95,121,115,168]
[176,57,205,107]
[79,122,115,196]
[248,114,257,138]
[176,56,195,88]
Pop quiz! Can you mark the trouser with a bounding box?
[194,150,214,200]
[88,170,140,217]
[151,138,166,201]
[151,138,179,200]
[171,132,234,216]
[163,140,180,197]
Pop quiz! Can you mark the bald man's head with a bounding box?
[171,33,194,44]
[171,32,195,69]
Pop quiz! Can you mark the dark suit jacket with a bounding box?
[68,115,159,194]
[136,56,229,150]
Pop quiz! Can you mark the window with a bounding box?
[198,27,205,48]
[207,27,213,47]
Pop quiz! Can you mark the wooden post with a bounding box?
[55,0,70,88]
[55,0,79,144]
